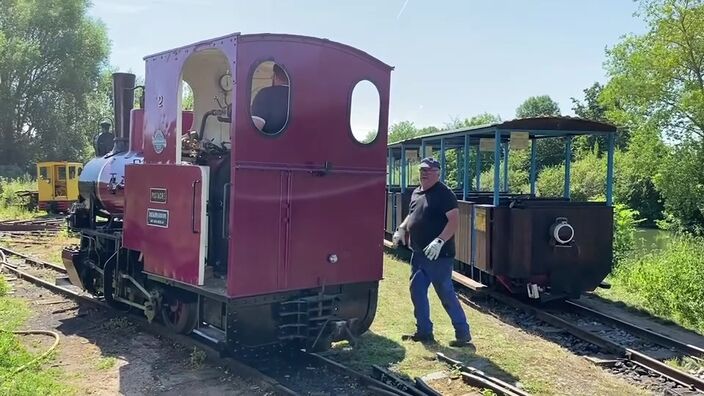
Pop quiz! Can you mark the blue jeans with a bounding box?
[409,252,471,340]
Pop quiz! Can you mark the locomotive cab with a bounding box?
[63,32,392,352]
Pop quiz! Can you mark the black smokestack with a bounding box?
[112,72,136,153]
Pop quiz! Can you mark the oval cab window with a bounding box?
[350,80,380,144]
[250,61,290,135]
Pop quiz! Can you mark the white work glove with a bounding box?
[392,227,407,247]
[423,238,445,260]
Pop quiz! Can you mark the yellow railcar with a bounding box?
[36,161,82,213]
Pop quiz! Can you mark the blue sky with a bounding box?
[88,0,647,131]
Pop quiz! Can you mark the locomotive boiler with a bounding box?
[63,32,392,352]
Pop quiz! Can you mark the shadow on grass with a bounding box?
[324,327,523,388]
[420,340,523,386]
[325,330,407,371]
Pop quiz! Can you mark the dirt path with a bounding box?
[5,276,273,396]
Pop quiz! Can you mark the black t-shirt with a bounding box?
[251,85,289,134]
[406,182,458,258]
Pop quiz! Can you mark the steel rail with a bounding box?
[383,238,704,394]
[303,352,423,396]
[436,352,531,396]
[413,377,442,396]
[2,245,434,396]
[0,250,300,396]
[458,291,704,394]
[564,299,704,358]
[0,246,67,274]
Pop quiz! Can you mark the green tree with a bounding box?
[570,82,630,154]
[602,0,704,232]
[516,95,561,118]
[515,95,564,170]
[388,120,419,143]
[444,112,501,130]
[0,0,110,169]
[615,124,668,226]
[603,0,704,141]
[443,113,502,190]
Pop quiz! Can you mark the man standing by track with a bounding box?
[392,157,474,349]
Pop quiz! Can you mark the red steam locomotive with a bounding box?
[63,32,392,351]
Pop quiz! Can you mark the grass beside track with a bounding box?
[0,178,41,221]
[0,276,73,396]
[597,235,704,337]
[325,254,648,396]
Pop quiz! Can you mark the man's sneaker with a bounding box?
[401,333,435,343]
[449,337,476,351]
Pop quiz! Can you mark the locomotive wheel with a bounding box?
[160,291,198,334]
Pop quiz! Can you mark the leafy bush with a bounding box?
[613,125,666,226]
[610,235,704,334]
[0,176,38,220]
[653,142,704,235]
[612,204,642,266]
[0,176,35,208]
[535,148,612,201]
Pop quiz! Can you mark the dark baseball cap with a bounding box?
[419,157,440,169]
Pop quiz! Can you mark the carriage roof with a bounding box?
[388,116,617,149]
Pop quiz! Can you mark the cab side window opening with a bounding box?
[39,167,48,180]
[180,48,233,161]
[69,166,76,179]
[350,80,380,144]
[250,61,290,135]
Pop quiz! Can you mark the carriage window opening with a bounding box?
[350,80,380,144]
[58,167,66,181]
[77,167,82,176]
[69,167,76,179]
[250,61,290,135]
[39,167,48,179]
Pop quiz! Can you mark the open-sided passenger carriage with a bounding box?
[385,117,617,301]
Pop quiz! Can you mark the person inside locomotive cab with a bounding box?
[251,64,289,134]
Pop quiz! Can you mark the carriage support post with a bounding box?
[493,129,501,206]
[606,132,615,206]
[564,136,572,199]
[530,137,537,196]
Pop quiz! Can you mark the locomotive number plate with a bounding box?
[150,188,167,203]
[147,208,169,228]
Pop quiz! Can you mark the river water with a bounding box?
[633,228,673,253]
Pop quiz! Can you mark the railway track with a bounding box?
[465,291,704,395]
[0,217,65,232]
[0,245,438,396]
[383,239,704,395]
